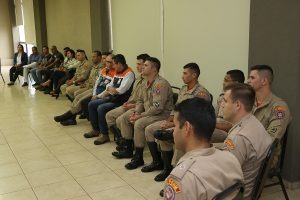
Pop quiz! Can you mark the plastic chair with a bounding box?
[212,181,244,200]
[251,138,280,200]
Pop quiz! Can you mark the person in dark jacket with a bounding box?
[8,44,28,86]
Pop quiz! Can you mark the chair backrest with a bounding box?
[279,126,289,171]
[212,181,244,200]
[251,138,279,200]
[171,86,180,103]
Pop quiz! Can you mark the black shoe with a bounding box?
[125,148,144,170]
[159,189,164,197]
[141,142,163,172]
[54,111,73,122]
[154,129,174,141]
[44,89,51,94]
[154,150,174,182]
[22,82,28,87]
[7,82,14,86]
[32,83,39,86]
[38,86,46,91]
[60,118,77,126]
[112,139,133,159]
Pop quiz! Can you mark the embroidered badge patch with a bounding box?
[166,178,181,193]
[164,185,175,200]
[197,91,207,98]
[224,139,235,150]
[274,106,286,119]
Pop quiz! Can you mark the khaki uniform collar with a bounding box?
[176,146,216,166]
[229,114,252,133]
[255,93,274,109]
[182,82,201,94]
[146,74,159,88]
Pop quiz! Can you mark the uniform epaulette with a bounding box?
[170,157,196,180]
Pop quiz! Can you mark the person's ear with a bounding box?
[184,121,192,137]
[235,100,241,112]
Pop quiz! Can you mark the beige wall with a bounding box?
[23,0,36,45]
[111,0,250,102]
[45,0,92,56]
[0,0,14,62]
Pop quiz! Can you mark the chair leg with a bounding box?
[278,175,289,200]
[0,73,5,83]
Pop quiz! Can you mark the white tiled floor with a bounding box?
[0,66,299,199]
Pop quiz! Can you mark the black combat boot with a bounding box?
[125,147,144,170]
[112,139,134,159]
[54,111,73,122]
[141,142,163,172]
[154,150,174,182]
[60,114,77,126]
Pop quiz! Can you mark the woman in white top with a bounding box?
[8,44,28,85]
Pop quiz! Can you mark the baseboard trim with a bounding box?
[284,179,300,190]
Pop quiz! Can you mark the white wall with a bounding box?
[111,0,250,101]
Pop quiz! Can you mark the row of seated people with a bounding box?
[8,44,291,199]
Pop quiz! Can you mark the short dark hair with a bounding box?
[250,65,274,84]
[224,83,255,112]
[67,49,76,58]
[102,52,111,56]
[32,46,38,51]
[42,46,49,50]
[112,54,127,65]
[174,98,216,142]
[63,47,70,51]
[93,50,102,57]
[145,57,161,72]
[137,53,150,62]
[183,63,200,78]
[226,69,245,83]
[76,49,87,60]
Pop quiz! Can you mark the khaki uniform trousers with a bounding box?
[66,85,87,99]
[106,106,126,129]
[70,88,93,114]
[118,109,169,148]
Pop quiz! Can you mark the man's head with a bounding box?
[42,46,49,54]
[173,98,216,152]
[112,54,127,72]
[32,46,38,55]
[63,47,70,56]
[223,69,245,90]
[222,83,255,124]
[142,57,160,76]
[136,53,150,73]
[182,63,200,84]
[51,46,58,54]
[101,52,110,66]
[91,50,102,65]
[76,49,87,62]
[105,54,114,69]
[247,65,273,92]
[66,49,75,59]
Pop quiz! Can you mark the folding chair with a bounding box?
[171,86,180,103]
[0,58,5,84]
[212,181,244,200]
[251,138,279,200]
[264,128,290,200]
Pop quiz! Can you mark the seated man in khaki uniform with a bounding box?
[212,69,245,143]
[142,63,211,182]
[112,57,174,170]
[222,83,272,199]
[105,53,149,142]
[53,51,104,125]
[247,65,291,167]
[60,50,91,101]
[164,98,243,200]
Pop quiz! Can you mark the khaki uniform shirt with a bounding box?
[74,60,91,81]
[85,63,102,88]
[224,114,272,198]
[135,75,173,117]
[253,93,291,139]
[164,147,243,200]
[127,74,144,103]
[170,82,211,116]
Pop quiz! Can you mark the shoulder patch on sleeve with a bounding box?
[197,91,208,98]
[274,106,286,119]
[224,138,235,150]
[166,178,181,194]
[170,158,195,180]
